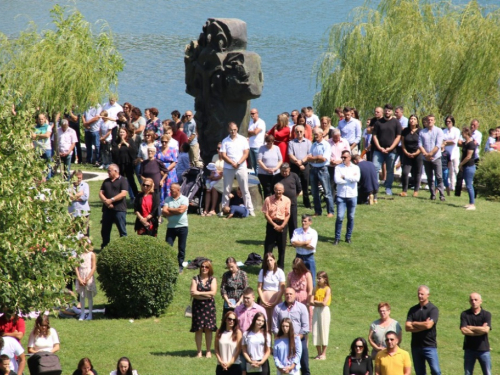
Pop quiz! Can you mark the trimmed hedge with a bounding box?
[475,152,500,200]
[97,236,178,318]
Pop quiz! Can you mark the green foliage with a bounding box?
[315,0,500,127]
[475,152,500,200]
[0,5,123,313]
[97,236,178,319]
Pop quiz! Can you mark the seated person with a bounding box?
[0,308,25,342]
[27,315,60,354]
[73,357,98,375]
[222,187,248,219]
[0,354,16,375]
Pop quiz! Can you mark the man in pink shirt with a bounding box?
[328,128,350,196]
[234,287,267,332]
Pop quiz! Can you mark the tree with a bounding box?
[0,5,124,313]
[314,0,500,126]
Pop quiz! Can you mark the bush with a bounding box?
[97,236,178,318]
[475,152,500,200]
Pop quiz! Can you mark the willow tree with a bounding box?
[0,5,123,313]
[315,0,500,125]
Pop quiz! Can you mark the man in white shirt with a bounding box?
[442,115,461,191]
[57,119,78,180]
[395,106,409,164]
[83,104,102,165]
[291,214,318,286]
[221,122,255,216]
[0,336,25,375]
[334,150,360,245]
[248,108,266,175]
[101,96,123,140]
[305,106,320,128]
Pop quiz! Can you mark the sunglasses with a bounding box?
[200,265,209,269]
[142,184,151,188]
[226,317,236,322]
[161,141,169,144]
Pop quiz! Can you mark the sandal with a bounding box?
[206,212,213,217]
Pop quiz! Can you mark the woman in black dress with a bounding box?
[400,114,422,197]
[190,260,218,358]
[112,127,138,198]
[343,337,373,375]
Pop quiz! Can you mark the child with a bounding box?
[0,355,15,375]
[98,110,113,169]
[176,143,190,182]
[75,238,97,321]
[311,271,331,360]
[484,128,497,153]
[205,162,220,190]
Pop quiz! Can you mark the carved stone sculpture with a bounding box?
[185,18,264,165]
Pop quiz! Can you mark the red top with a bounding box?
[172,129,189,150]
[0,315,25,342]
[267,125,291,163]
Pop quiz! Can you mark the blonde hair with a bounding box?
[141,177,155,194]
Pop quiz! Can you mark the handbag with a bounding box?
[184,305,192,318]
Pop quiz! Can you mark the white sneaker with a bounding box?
[249,211,255,217]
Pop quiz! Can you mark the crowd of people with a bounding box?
[26,99,492,375]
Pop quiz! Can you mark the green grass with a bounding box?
[21,180,500,375]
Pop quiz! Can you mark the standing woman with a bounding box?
[459,126,477,211]
[311,271,331,360]
[342,337,373,375]
[146,107,162,140]
[273,318,302,375]
[215,312,243,375]
[190,260,218,358]
[257,253,286,327]
[367,302,402,359]
[112,127,139,198]
[157,132,178,206]
[220,257,249,318]
[320,116,334,140]
[267,114,290,163]
[135,130,159,184]
[400,114,422,197]
[133,178,160,236]
[257,134,283,198]
[242,313,271,375]
[140,147,168,195]
[287,258,313,330]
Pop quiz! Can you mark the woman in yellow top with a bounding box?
[310,271,331,360]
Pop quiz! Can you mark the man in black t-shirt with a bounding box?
[99,163,129,249]
[372,104,402,196]
[405,285,442,375]
[460,293,492,375]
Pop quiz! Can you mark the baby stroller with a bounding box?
[180,166,205,214]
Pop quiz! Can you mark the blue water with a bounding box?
[0,0,496,126]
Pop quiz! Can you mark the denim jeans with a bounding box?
[300,335,311,375]
[335,196,357,240]
[249,147,260,175]
[60,154,72,181]
[84,131,100,164]
[423,158,445,198]
[296,253,316,287]
[41,150,53,179]
[166,226,189,267]
[412,346,442,375]
[464,349,491,375]
[463,165,476,204]
[373,150,397,189]
[309,166,334,215]
[101,210,127,249]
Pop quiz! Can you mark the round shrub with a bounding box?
[475,152,500,200]
[97,236,178,318]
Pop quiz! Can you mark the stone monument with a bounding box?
[185,18,264,166]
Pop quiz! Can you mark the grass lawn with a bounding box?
[22,177,500,375]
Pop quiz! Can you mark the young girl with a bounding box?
[75,239,97,321]
[273,318,301,375]
[242,312,271,375]
[110,357,138,375]
[311,271,331,360]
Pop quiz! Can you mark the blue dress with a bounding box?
[156,148,178,206]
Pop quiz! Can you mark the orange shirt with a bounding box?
[262,195,291,221]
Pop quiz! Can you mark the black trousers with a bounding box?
[264,219,287,269]
[291,163,311,208]
[258,174,275,199]
[288,203,298,242]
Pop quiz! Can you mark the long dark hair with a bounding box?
[276,318,296,359]
[262,253,278,274]
[349,337,369,358]
[408,114,420,129]
[116,357,133,375]
[247,312,268,353]
[33,315,51,337]
[78,358,93,371]
[217,311,240,342]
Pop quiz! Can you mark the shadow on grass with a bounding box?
[150,350,198,358]
[243,265,262,276]
[236,240,263,246]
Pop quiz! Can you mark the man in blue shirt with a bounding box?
[338,106,361,153]
[184,110,203,168]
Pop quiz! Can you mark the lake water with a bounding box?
[1,0,496,127]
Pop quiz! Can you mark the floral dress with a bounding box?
[156,148,178,206]
[220,270,248,311]
[75,252,97,298]
[190,276,217,332]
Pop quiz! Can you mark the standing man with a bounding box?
[68,170,91,235]
[405,285,442,375]
[171,120,189,151]
[307,128,335,217]
[262,183,290,269]
[101,96,123,141]
[272,288,310,375]
[162,183,189,274]
[419,114,445,201]
[184,110,203,167]
[288,125,312,209]
[234,287,267,331]
[291,214,318,286]
[470,119,482,198]
[65,107,83,164]
[395,106,409,166]
[375,331,412,375]
[221,122,255,216]
[460,293,492,375]
[57,119,78,180]
[338,107,361,154]
[248,108,266,175]
[352,155,378,205]
[372,104,402,196]
[334,150,360,245]
[273,163,302,241]
[305,106,320,128]
[83,103,102,166]
[328,128,351,196]
[99,164,129,249]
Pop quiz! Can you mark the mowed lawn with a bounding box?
[22,178,500,374]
